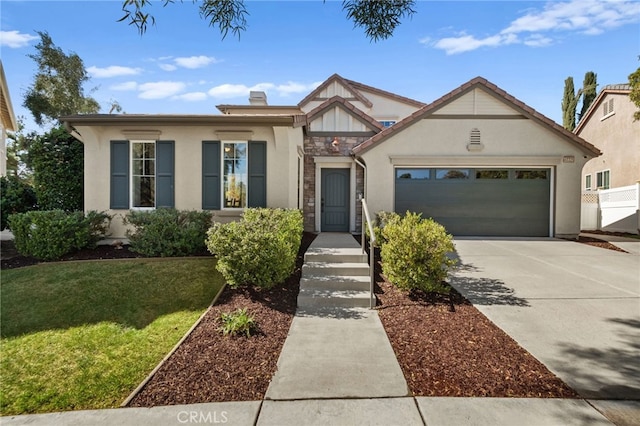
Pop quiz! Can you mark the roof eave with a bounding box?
[61,114,296,127]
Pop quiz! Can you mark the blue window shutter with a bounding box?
[202,141,220,210]
[248,141,267,208]
[110,140,129,209]
[156,141,175,208]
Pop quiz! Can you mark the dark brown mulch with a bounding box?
[376,278,578,398]
[126,232,317,406]
[576,236,628,253]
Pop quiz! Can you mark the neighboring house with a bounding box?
[575,84,640,233]
[62,75,600,240]
[576,84,640,191]
[0,60,17,177]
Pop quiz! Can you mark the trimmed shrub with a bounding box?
[366,211,400,247]
[380,211,456,294]
[0,176,38,230]
[124,209,213,257]
[206,208,303,289]
[8,210,111,261]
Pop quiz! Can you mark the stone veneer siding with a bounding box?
[303,135,367,233]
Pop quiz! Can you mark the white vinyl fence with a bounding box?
[581,183,640,234]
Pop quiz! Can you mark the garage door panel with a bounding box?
[395,168,550,237]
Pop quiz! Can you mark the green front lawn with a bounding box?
[0,258,224,415]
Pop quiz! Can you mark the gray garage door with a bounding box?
[395,168,550,237]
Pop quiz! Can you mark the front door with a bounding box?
[321,168,350,232]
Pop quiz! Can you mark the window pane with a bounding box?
[144,159,155,175]
[436,169,470,179]
[133,143,144,159]
[516,170,548,179]
[396,168,430,180]
[133,176,155,207]
[132,159,144,175]
[476,170,508,179]
[144,143,155,159]
[223,142,247,208]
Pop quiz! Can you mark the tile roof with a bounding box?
[352,76,601,157]
[343,78,426,108]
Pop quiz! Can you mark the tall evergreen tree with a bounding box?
[579,71,598,122]
[562,77,579,131]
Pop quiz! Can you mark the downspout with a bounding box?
[353,156,367,200]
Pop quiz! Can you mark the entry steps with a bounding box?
[298,245,373,309]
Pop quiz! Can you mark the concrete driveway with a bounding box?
[450,238,640,402]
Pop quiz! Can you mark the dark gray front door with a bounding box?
[321,168,350,232]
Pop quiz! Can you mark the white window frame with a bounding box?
[584,174,592,191]
[596,169,610,190]
[221,141,248,210]
[130,140,156,210]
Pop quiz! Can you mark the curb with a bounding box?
[120,282,228,407]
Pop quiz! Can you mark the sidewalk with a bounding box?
[1,233,627,426]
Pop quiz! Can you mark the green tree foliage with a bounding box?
[579,71,598,122]
[562,77,579,131]
[562,71,598,130]
[629,66,640,121]
[23,31,99,126]
[30,126,84,211]
[120,0,416,41]
[0,176,37,230]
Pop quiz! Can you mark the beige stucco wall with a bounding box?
[358,117,595,238]
[75,124,302,239]
[579,93,640,189]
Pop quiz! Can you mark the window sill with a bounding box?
[600,111,615,121]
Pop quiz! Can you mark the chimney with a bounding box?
[249,91,268,106]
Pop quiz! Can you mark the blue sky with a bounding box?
[1,0,639,133]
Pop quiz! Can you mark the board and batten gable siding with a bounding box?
[309,108,370,132]
[433,88,519,116]
[110,140,175,209]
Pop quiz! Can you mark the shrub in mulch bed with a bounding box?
[126,232,316,406]
[376,279,579,398]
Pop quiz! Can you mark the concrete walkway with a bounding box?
[2,233,632,425]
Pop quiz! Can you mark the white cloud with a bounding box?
[208,81,322,99]
[174,92,208,102]
[174,55,220,69]
[110,81,138,91]
[432,33,517,55]
[427,0,640,54]
[138,81,186,99]
[157,55,220,72]
[88,65,142,78]
[208,83,274,99]
[0,30,38,48]
[159,63,177,72]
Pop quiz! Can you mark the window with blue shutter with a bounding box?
[110,140,174,209]
[202,140,266,209]
[110,140,130,209]
[248,141,266,207]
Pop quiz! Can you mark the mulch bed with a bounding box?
[376,279,578,398]
[576,236,628,253]
[2,232,583,404]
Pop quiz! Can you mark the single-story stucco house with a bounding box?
[61,74,601,239]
